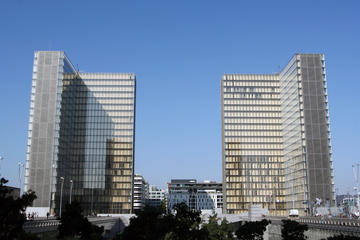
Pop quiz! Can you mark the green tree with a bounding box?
[0,177,39,240]
[119,202,208,240]
[202,214,233,240]
[281,219,308,240]
[57,200,104,240]
[235,219,271,240]
[119,205,167,240]
[168,202,208,240]
[160,199,167,213]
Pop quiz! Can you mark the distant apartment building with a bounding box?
[221,54,334,215]
[133,174,148,211]
[167,179,223,212]
[146,186,167,208]
[25,51,136,215]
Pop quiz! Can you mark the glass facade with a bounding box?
[222,54,334,216]
[25,51,135,214]
[279,55,307,211]
[280,54,334,212]
[221,74,285,215]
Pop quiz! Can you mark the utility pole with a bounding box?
[18,162,24,194]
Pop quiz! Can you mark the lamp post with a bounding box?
[18,162,24,193]
[69,180,73,204]
[59,177,64,218]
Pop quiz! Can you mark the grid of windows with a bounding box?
[280,54,334,211]
[54,73,135,214]
[221,74,285,215]
[222,54,335,217]
[25,51,135,215]
[279,55,307,210]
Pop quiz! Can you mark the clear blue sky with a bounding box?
[0,0,359,194]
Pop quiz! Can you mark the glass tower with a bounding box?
[24,51,136,214]
[221,54,334,215]
[221,74,285,215]
[280,54,334,212]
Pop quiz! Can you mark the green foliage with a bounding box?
[160,199,167,213]
[201,214,233,240]
[119,205,168,240]
[119,203,209,240]
[0,177,39,240]
[170,202,208,239]
[57,200,104,240]
[281,219,308,240]
[119,202,274,240]
[323,235,360,240]
[235,219,271,240]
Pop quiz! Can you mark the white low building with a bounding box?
[133,174,148,211]
[146,186,167,208]
[167,179,222,212]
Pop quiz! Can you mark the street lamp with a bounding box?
[59,177,64,218]
[69,180,73,204]
[18,162,24,193]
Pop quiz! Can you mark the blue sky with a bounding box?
[0,0,359,194]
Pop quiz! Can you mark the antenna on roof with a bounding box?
[278,65,281,74]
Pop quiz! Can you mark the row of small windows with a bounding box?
[224,106,281,112]
[226,181,284,190]
[93,93,135,99]
[82,80,134,86]
[60,98,134,105]
[224,124,281,130]
[223,76,278,82]
[225,155,284,164]
[80,148,133,155]
[224,118,281,124]
[84,123,132,129]
[227,169,282,176]
[223,94,279,99]
[223,100,279,105]
[61,135,133,142]
[225,162,283,169]
[83,131,133,137]
[224,131,282,137]
[226,196,284,204]
[225,150,283,156]
[225,106,281,112]
[225,143,283,149]
[86,86,134,92]
[225,138,282,144]
[223,86,278,92]
[226,185,282,194]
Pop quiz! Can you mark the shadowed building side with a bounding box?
[25,51,136,215]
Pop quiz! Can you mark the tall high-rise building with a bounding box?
[24,51,136,214]
[221,54,334,215]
